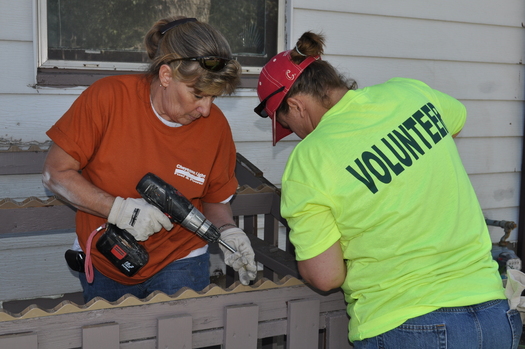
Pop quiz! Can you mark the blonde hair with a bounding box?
[144,16,241,96]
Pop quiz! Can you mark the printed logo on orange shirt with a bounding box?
[174,164,206,185]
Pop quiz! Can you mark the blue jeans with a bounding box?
[79,251,210,303]
[353,299,522,349]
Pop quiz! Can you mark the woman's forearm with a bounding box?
[42,143,115,218]
[202,201,236,228]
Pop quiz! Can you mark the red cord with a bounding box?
[85,224,105,284]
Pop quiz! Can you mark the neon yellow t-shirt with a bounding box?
[281,78,505,341]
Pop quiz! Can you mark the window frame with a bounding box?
[36,0,285,88]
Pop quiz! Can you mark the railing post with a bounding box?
[158,314,193,349]
[224,304,259,348]
[264,213,279,281]
[325,311,353,348]
[82,322,119,349]
[287,299,320,349]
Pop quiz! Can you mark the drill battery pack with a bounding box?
[96,224,149,277]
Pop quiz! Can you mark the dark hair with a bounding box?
[144,16,241,96]
[277,31,357,115]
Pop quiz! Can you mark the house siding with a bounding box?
[0,0,524,244]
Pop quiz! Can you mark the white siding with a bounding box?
[294,0,525,26]
[0,0,33,42]
[0,0,524,242]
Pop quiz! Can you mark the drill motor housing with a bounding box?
[136,172,222,243]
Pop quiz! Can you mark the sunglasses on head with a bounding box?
[254,86,285,118]
[165,56,232,72]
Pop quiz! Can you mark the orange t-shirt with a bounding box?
[47,74,238,284]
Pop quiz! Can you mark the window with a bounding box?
[38,0,280,87]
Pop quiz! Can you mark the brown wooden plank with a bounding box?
[235,153,281,193]
[158,315,193,349]
[224,304,259,348]
[325,311,353,349]
[0,151,47,175]
[0,205,76,235]
[82,322,120,349]
[247,233,300,279]
[0,332,37,349]
[287,299,320,349]
[231,192,275,216]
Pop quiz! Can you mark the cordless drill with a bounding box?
[136,172,237,253]
[73,173,236,278]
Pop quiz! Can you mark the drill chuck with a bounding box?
[181,207,219,240]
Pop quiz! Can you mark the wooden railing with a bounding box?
[0,278,350,349]
[0,148,352,348]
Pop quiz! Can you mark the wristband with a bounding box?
[218,223,237,232]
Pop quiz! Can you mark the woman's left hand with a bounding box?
[219,227,257,285]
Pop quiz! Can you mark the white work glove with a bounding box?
[107,197,173,241]
[219,227,257,285]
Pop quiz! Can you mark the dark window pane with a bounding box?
[47,0,278,67]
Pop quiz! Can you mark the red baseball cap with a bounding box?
[255,50,320,145]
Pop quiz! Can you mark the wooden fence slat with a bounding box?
[287,299,320,349]
[82,322,120,349]
[224,303,259,349]
[0,205,76,235]
[325,311,353,349]
[158,314,193,349]
[0,332,37,349]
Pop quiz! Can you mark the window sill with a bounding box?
[36,68,259,89]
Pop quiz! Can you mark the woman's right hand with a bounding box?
[107,197,173,241]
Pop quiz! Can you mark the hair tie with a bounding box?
[295,45,307,57]
[161,18,197,35]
